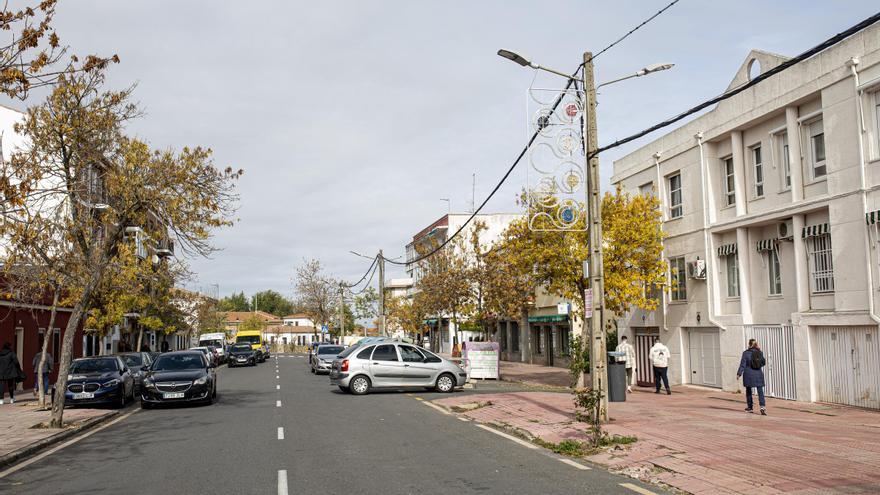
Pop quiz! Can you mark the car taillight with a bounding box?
[341,359,349,372]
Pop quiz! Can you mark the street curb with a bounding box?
[0,410,121,470]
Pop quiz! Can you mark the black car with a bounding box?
[140,351,217,408]
[227,343,257,367]
[65,356,135,408]
[115,352,153,393]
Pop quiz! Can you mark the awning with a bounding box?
[867,210,880,225]
[423,318,438,325]
[528,314,569,323]
[717,243,737,256]
[756,238,778,252]
[802,223,829,238]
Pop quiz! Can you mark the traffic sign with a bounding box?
[565,103,578,117]
[321,325,328,334]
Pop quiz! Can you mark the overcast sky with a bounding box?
[28,1,878,298]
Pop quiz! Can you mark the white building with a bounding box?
[611,23,880,408]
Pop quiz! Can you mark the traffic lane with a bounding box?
[277,355,663,494]
[0,360,281,495]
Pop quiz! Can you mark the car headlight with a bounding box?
[144,378,156,389]
[102,379,121,388]
[193,376,208,386]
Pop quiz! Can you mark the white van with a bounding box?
[198,332,228,363]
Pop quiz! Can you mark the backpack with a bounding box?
[749,349,765,370]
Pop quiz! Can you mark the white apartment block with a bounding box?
[612,24,880,409]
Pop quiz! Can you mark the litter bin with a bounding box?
[607,351,627,402]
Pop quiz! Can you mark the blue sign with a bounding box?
[321,325,329,334]
[561,207,574,223]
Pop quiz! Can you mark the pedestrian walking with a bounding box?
[32,350,53,398]
[615,336,637,393]
[0,342,23,405]
[649,340,671,395]
[160,340,170,352]
[737,338,767,415]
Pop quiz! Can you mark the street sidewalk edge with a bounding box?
[0,410,121,470]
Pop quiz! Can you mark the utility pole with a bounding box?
[378,250,386,336]
[338,283,345,340]
[583,51,608,421]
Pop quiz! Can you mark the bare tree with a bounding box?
[293,259,336,340]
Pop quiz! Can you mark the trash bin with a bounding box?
[607,351,627,402]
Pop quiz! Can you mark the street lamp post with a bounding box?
[498,49,673,422]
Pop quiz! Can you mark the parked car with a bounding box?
[330,343,467,395]
[141,351,217,408]
[311,344,344,374]
[227,343,257,367]
[65,356,135,408]
[198,332,227,363]
[190,346,218,367]
[116,352,153,393]
[234,330,266,363]
[307,340,332,366]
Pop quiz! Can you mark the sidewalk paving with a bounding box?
[436,361,880,495]
[1,398,117,467]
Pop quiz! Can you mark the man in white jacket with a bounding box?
[649,340,671,395]
[615,336,637,393]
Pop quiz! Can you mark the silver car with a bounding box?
[311,344,344,374]
[329,342,467,395]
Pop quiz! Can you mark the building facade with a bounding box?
[612,25,880,408]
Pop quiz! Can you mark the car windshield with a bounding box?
[120,355,143,367]
[152,354,206,370]
[70,359,118,373]
[199,339,224,348]
[317,346,343,356]
[236,335,261,345]
[231,344,252,352]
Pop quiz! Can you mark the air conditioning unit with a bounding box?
[687,259,706,280]
[777,219,794,240]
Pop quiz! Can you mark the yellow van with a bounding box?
[235,330,266,363]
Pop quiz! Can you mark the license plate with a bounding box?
[163,392,185,399]
[73,392,94,399]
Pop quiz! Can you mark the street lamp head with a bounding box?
[497,49,532,68]
[642,62,675,74]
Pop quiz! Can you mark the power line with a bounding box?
[590,10,880,159]
[384,1,683,266]
[347,258,379,295]
[342,254,378,289]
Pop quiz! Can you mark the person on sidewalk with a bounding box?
[649,340,671,395]
[32,350,53,398]
[737,339,767,415]
[0,342,22,405]
[616,336,637,393]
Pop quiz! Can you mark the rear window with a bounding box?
[317,346,343,355]
[356,346,375,360]
[372,345,398,362]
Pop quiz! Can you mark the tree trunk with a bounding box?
[37,289,60,408]
[520,307,530,363]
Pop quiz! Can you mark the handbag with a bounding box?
[15,363,26,383]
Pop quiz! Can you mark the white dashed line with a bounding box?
[276,400,282,407]
[276,375,280,379]
[277,427,284,440]
[276,384,280,390]
[619,483,657,495]
[475,424,539,450]
[557,457,591,470]
[278,470,288,495]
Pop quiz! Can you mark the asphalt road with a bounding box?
[0,354,665,495]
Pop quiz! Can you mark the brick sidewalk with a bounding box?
[0,400,116,463]
[434,386,880,494]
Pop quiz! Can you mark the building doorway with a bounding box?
[688,328,722,388]
[634,327,659,387]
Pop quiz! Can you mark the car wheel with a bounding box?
[212,384,217,399]
[141,400,152,410]
[310,367,316,374]
[349,375,371,395]
[435,373,455,393]
[338,385,350,393]
[116,390,126,409]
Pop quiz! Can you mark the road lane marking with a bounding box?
[278,470,288,495]
[475,424,539,450]
[276,384,280,390]
[277,427,284,440]
[421,400,450,415]
[620,483,657,495]
[276,400,282,407]
[0,407,141,479]
[276,375,280,379]
[557,458,591,470]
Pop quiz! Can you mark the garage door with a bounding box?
[745,325,796,400]
[688,328,721,388]
[813,326,880,409]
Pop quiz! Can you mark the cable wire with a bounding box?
[590,10,880,158]
[342,254,378,289]
[584,0,681,66]
[346,258,379,295]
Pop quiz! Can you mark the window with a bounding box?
[768,248,782,296]
[752,145,764,197]
[371,344,399,361]
[808,119,826,178]
[777,133,791,190]
[669,256,687,301]
[639,182,654,197]
[398,345,424,363]
[808,234,834,293]
[560,328,570,355]
[667,173,682,219]
[726,253,740,298]
[723,157,736,206]
[511,325,520,352]
[533,328,542,355]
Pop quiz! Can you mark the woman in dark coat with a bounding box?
[0,342,22,404]
[737,339,767,415]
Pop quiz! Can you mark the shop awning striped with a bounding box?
[867,210,880,225]
[756,238,778,252]
[801,223,829,238]
[717,243,737,256]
